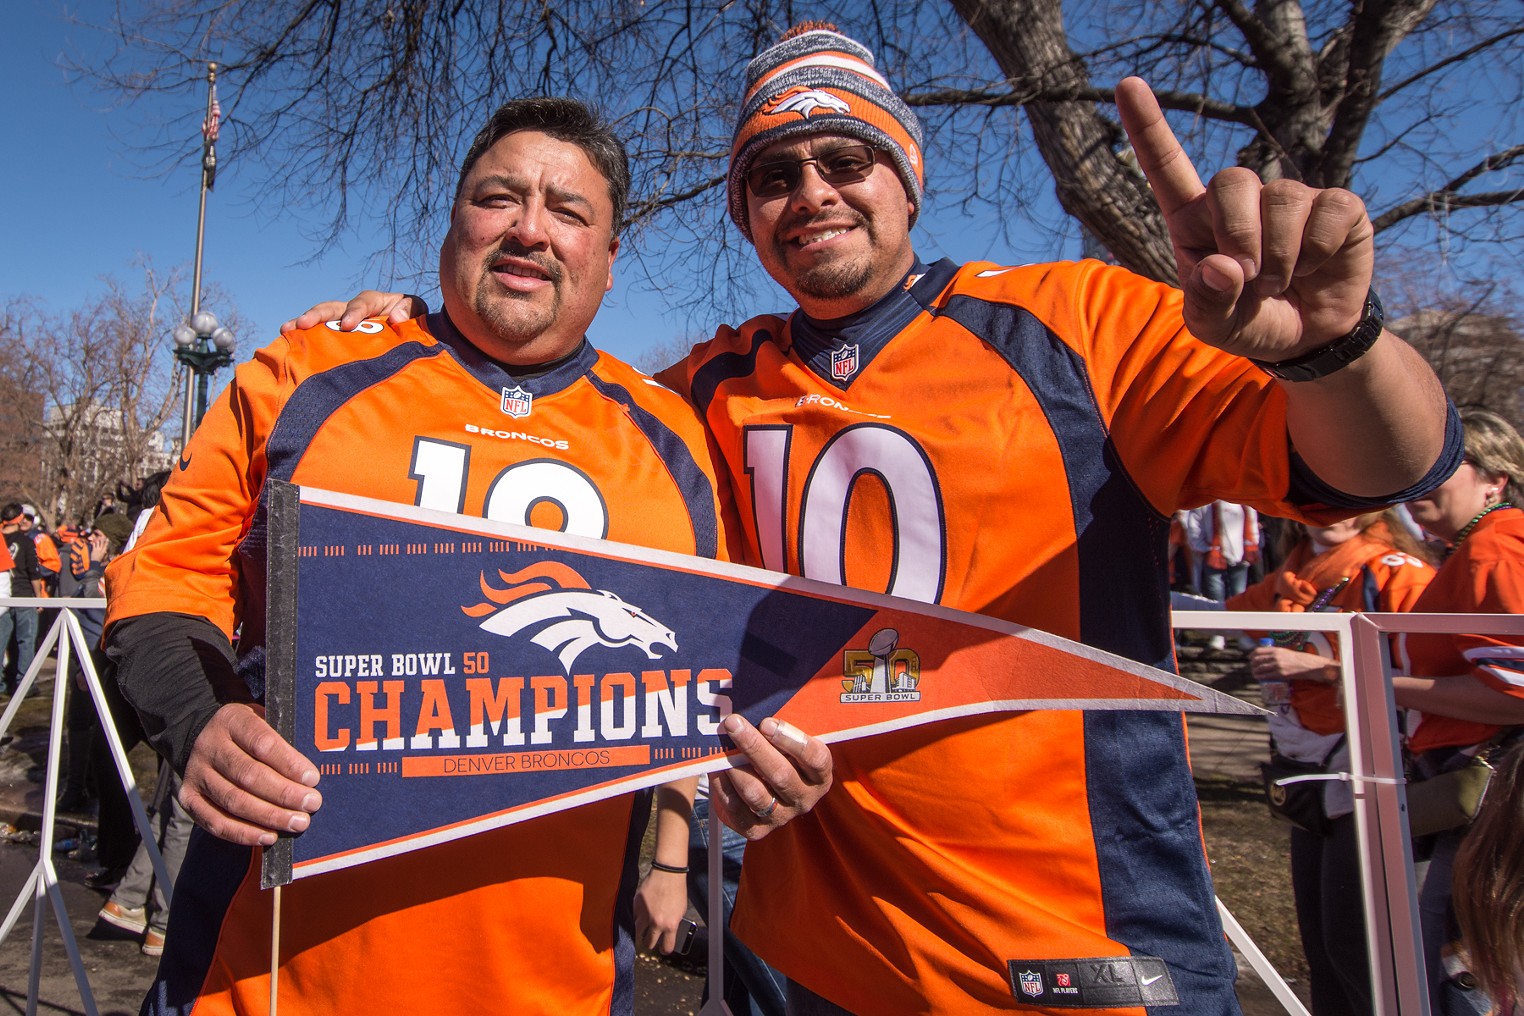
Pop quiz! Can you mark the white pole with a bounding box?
[1346,615,1429,1014]
[269,883,281,1016]
[1215,899,1311,1016]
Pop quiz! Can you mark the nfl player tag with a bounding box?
[1006,957,1179,1007]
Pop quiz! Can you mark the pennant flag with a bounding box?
[262,482,1259,887]
[201,77,220,190]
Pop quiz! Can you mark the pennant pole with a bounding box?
[698,804,732,1016]
[269,883,281,1016]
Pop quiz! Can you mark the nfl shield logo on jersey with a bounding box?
[830,343,860,381]
[500,385,533,418]
[1018,970,1044,999]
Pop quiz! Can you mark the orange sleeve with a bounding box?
[1372,554,1435,615]
[1040,262,1347,524]
[1225,571,1283,613]
[1453,554,1524,699]
[104,338,292,639]
[34,535,61,574]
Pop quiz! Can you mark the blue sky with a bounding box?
[6,1,1514,401]
[3,1,1078,391]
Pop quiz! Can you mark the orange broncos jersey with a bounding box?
[660,257,1425,1015]
[1401,507,1524,755]
[106,313,730,1016]
[1228,524,1433,735]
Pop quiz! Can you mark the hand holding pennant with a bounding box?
[1115,77,1376,364]
[260,482,1261,888]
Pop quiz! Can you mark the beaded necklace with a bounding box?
[1454,501,1514,546]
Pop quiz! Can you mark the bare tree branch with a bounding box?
[63,0,1524,325]
[1372,145,1524,231]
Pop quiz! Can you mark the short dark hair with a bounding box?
[1,503,22,524]
[454,97,630,235]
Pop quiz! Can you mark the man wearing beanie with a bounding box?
[665,24,1457,1015]
[300,21,1458,1014]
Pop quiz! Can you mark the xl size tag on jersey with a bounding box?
[1007,957,1179,1007]
[261,481,1259,888]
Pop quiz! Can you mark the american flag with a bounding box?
[201,80,221,189]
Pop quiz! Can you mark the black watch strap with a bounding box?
[1250,288,1385,382]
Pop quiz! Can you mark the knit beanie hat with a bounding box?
[727,23,924,239]
[93,512,134,556]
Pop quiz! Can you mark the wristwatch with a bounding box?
[1250,288,1384,382]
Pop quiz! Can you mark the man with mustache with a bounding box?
[103,97,829,1015]
[303,22,1459,1014]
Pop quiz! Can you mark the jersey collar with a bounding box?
[425,311,600,397]
[789,257,959,391]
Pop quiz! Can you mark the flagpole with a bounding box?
[181,61,218,452]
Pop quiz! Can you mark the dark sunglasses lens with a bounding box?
[748,163,800,197]
[818,146,874,181]
[746,146,876,197]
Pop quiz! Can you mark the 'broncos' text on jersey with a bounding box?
[105,312,733,1016]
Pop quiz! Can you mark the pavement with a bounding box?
[1178,640,1274,783]
[0,658,164,1015]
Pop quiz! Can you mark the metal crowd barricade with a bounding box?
[4,596,1520,1013]
[0,597,174,1016]
[1174,608,1524,1016]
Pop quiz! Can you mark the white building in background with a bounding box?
[40,401,174,522]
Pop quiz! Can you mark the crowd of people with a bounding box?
[4,18,1520,1016]
[1,481,188,956]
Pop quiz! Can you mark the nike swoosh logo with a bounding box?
[178,453,192,471]
[1140,973,1165,986]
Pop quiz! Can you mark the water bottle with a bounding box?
[1257,637,1291,706]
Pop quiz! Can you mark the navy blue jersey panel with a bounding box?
[689,331,771,419]
[583,372,720,560]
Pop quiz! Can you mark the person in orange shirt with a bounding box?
[1398,408,1524,1015]
[1,503,44,695]
[104,98,829,1016]
[297,22,1459,1013]
[0,531,14,651]
[1228,510,1433,1014]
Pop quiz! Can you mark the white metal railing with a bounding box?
[2,598,1519,1014]
[1175,609,1524,1016]
[0,599,173,1016]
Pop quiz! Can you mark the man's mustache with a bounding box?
[486,245,562,283]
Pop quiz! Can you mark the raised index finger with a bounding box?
[1115,77,1204,217]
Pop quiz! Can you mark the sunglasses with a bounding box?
[746,144,879,198]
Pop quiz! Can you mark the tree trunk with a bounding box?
[947,0,1178,283]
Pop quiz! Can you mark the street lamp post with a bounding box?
[174,61,232,450]
[172,313,235,441]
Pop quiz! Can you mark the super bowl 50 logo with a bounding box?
[841,627,921,703]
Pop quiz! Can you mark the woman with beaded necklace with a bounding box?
[1398,408,1524,1016]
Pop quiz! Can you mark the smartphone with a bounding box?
[674,918,698,956]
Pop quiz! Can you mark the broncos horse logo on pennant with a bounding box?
[462,561,678,672]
